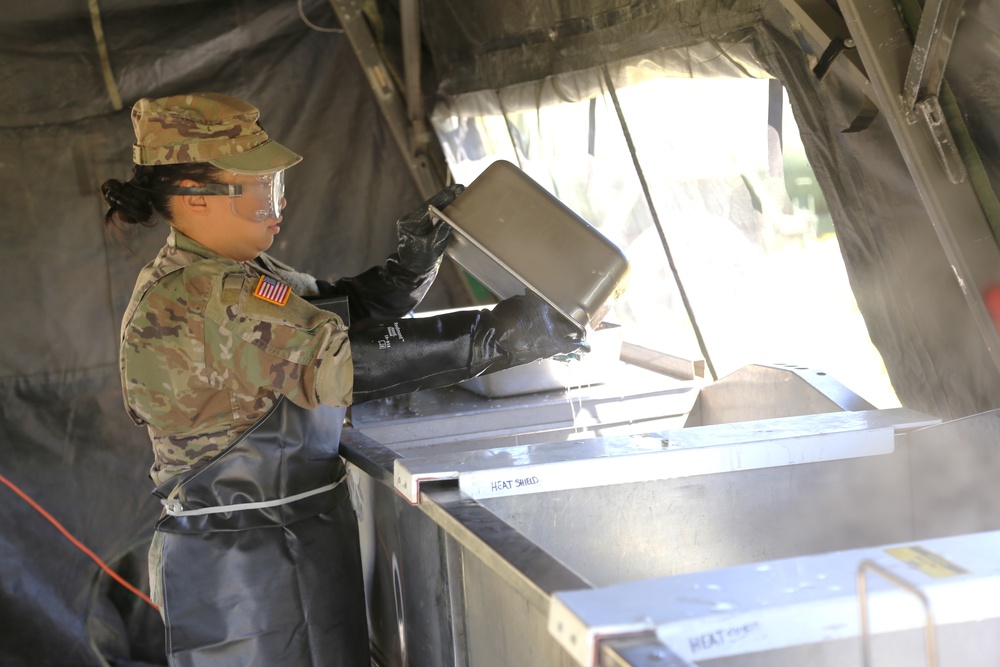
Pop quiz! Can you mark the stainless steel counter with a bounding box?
[349,361,697,456]
[339,365,1000,666]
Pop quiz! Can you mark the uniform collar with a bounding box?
[168,227,229,261]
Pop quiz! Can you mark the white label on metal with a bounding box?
[459,426,892,500]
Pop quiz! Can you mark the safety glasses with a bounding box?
[161,170,285,222]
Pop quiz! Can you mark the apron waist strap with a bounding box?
[162,474,347,517]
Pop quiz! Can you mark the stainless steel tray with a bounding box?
[434,160,630,331]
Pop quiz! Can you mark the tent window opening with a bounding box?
[431,44,900,408]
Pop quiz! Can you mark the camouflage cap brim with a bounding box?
[130,93,303,173]
[208,139,303,175]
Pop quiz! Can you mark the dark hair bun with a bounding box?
[101,178,156,227]
[101,162,223,231]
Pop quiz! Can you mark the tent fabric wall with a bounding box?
[0,1,448,664]
[753,2,1000,418]
[418,0,764,96]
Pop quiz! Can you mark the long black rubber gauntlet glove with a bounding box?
[316,184,465,321]
[350,293,587,403]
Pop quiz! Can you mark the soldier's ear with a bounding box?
[175,179,210,216]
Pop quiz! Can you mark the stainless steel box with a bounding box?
[434,160,630,331]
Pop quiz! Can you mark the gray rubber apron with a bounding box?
[151,397,370,667]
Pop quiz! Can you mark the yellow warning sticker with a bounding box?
[885,545,969,578]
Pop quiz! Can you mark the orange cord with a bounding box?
[0,471,159,611]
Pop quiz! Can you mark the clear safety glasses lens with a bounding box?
[229,170,285,222]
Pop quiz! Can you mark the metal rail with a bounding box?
[856,559,939,667]
[326,0,440,198]
[599,635,695,667]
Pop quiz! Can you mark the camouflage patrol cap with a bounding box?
[131,93,302,174]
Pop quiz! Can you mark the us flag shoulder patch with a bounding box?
[252,275,291,306]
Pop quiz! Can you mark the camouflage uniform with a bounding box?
[121,94,372,666]
[120,228,353,485]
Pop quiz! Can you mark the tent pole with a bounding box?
[87,0,123,111]
[328,0,479,306]
[400,0,431,161]
[327,0,440,199]
[600,64,719,381]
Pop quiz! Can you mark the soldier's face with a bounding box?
[202,171,287,260]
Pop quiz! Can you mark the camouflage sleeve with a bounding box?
[257,252,322,298]
[204,270,353,409]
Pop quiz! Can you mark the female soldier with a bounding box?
[102,92,584,667]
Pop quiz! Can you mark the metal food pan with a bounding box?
[434,160,630,331]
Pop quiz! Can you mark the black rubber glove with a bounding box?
[315,184,465,321]
[394,184,465,275]
[349,292,588,403]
